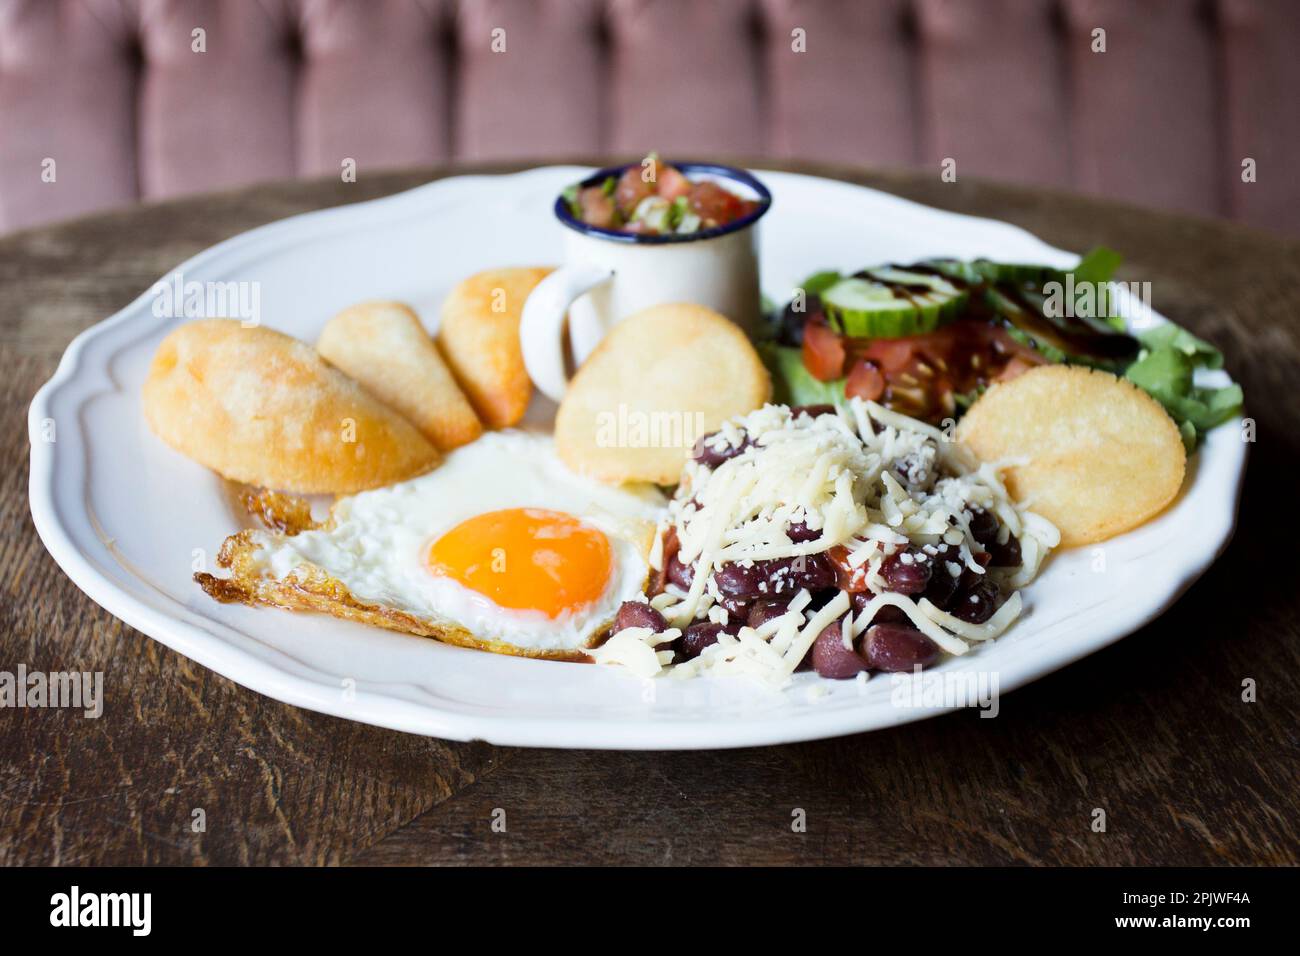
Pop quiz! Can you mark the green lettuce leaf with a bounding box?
[1124,321,1242,448]
[1070,246,1123,285]
[798,270,842,297]
[1135,323,1224,370]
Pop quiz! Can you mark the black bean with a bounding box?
[988,534,1022,568]
[849,596,910,628]
[790,554,837,591]
[773,297,819,347]
[923,557,962,610]
[967,511,1022,565]
[692,431,750,468]
[807,589,844,611]
[790,404,837,420]
[747,599,791,628]
[952,579,1002,624]
[614,601,667,634]
[879,550,933,595]
[958,550,993,592]
[966,508,999,546]
[711,562,765,598]
[714,554,837,598]
[717,593,751,619]
[862,623,941,672]
[786,520,821,543]
[676,621,724,660]
[811,617,867,679]
[666,552,694,590]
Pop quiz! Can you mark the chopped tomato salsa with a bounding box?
[565,154,761,237]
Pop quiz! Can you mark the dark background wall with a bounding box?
[1,0,1296,235]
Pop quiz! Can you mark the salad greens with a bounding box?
[762,247,1242,448]
[1125,325,1243,449]
[1071,246,1125,286]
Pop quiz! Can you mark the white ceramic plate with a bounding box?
[28,167,1245,749]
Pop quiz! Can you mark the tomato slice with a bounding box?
[845,358,886,401]
[859,338,916,375]
[802,320,847,382]
[800,313,1054,423]
[847,320,1053,419]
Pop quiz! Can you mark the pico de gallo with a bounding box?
[763,249,1242,447]
[562,153,763,237]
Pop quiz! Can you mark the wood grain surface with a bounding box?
[1,163,1297,866]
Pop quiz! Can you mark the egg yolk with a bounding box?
[426,508,612,618]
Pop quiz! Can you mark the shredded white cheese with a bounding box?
[593,399,1057,688]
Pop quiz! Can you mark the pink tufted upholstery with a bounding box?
[0,0,1296,235]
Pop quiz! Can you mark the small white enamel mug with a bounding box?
[520,162,772,402]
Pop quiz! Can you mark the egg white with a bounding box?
[250,431,666,651]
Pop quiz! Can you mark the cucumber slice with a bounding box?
[822,270,967,338]
[861,266,948,290]
[921,253,1125,294]
[919,258,983,285]
[971,260,1061,288]
[916,257,1051,287]
[863,267,969,318]
[822,278,931,337]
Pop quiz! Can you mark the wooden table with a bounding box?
[2,164,1297,866]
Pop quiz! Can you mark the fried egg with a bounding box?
[246,431,665,653]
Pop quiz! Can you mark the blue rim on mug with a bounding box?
[555,161,772,245]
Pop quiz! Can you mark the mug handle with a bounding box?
[519,262,614,403]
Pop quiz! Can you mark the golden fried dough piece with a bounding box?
[142,319,439,494]
[317,301,482,451]
[555,302,771,485]
[194,528,589,662]
[436,267,552,428]
[956,365,1185,546]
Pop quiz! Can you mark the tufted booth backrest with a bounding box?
[1,0,1296,235]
